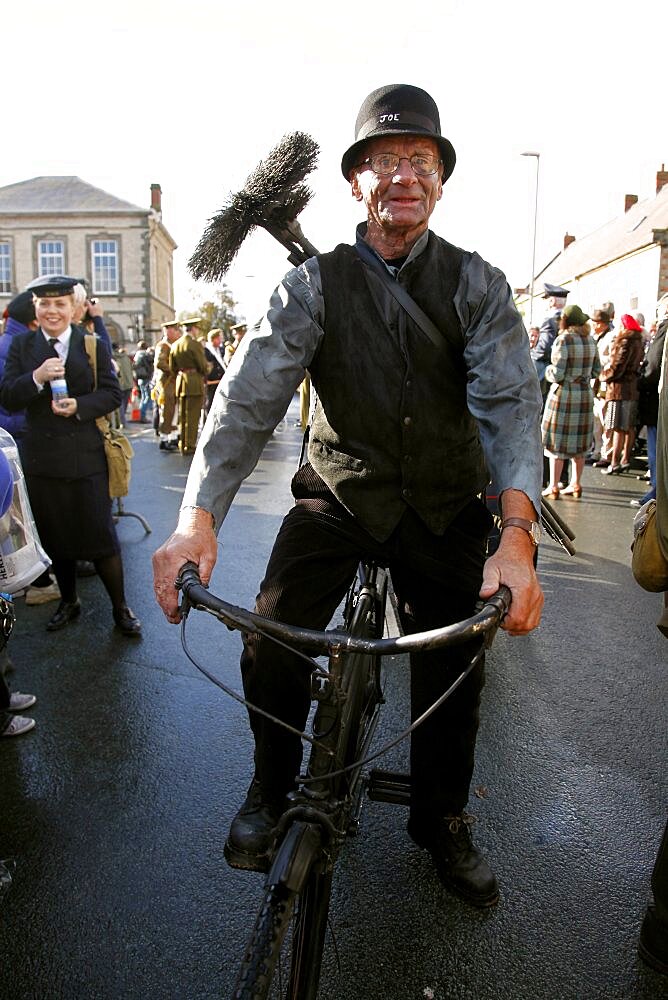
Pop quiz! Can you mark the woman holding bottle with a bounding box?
[0,276,141,636]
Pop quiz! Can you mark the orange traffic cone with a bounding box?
[130,386,141,422]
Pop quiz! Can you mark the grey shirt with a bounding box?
[183,228,543,529]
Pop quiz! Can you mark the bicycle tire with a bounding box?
[233,568,387,1000]
[338,567,387,783]
[233,861,332,1000]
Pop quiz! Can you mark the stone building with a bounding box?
[519,165,668,323]
[0,176,177,345]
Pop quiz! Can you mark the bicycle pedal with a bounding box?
[367,769,411,805]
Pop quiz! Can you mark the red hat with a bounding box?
[621,313,642,332]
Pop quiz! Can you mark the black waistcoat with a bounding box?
[308,232,488,542]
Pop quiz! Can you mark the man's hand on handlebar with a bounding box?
[478,490,544,636]
[152,507,218,623]
[479,530,543,636]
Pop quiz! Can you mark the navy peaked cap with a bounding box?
[26,275,77,297]
[542,282,570,298]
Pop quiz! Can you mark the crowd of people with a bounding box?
[0,292,248,738]
[132,317,246,455]
[531,282,668,506]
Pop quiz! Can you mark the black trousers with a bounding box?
[0,667,9,730]
[650,818,668,923]
[240,468,492,821]
[0,647,12,730]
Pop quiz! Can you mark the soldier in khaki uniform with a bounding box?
[223,322,247,367]
[169,317,208,454]
[154,320,181,451]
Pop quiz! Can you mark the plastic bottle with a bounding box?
[50,378,69,409]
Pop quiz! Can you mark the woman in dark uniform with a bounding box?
[0,276,141,635]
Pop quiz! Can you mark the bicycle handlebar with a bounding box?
[176,562,511,655]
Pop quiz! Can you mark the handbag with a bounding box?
[84,336,134,498]
[631,499,668,593]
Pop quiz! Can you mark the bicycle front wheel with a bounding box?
[233,837,332,1000]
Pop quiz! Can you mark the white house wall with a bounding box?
[526,244,662,326]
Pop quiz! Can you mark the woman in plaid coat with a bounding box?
[541,304,601,498]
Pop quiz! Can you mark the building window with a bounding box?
[0,243,11,294]
[92,239,119,294]
[38,240,65,276]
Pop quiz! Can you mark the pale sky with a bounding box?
[3,0,665,323]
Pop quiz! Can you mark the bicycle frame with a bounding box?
[178,562,510,1000]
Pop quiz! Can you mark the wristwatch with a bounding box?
[501,517,541,546]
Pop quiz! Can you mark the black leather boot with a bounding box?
[46,599,81,631]
[408,812,499,907]
[639,904,668,974]
[224,777,280,873]
[113,606,142,636]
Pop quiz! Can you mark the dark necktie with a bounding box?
[48,338,60,358]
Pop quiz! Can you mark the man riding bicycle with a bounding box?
[154,83,544,908]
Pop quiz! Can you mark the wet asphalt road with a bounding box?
[1,397,666,1000]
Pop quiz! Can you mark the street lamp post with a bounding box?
[521,151,540,327]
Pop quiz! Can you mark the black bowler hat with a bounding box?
[25,275,77,297]
[6,291,36,326]
[341,83,456,182]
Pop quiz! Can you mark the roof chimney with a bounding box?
[657,165,668,195]
[150,183,162,213]
[624,194,638,212]
[563,233,576,250]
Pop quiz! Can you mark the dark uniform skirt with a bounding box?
[604,399,638,432]
[26,471,120,561]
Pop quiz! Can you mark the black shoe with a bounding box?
[159,441,168,450]
[408,813,499,907]
[224,777,280,873]
[113,606,142,636]
[46,599,81,631]
[639,904,668,974]
[76,560,97,577]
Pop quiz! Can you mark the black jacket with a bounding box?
[0,327,121,479]
[204,346,225,384]
[637,321,667,427]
